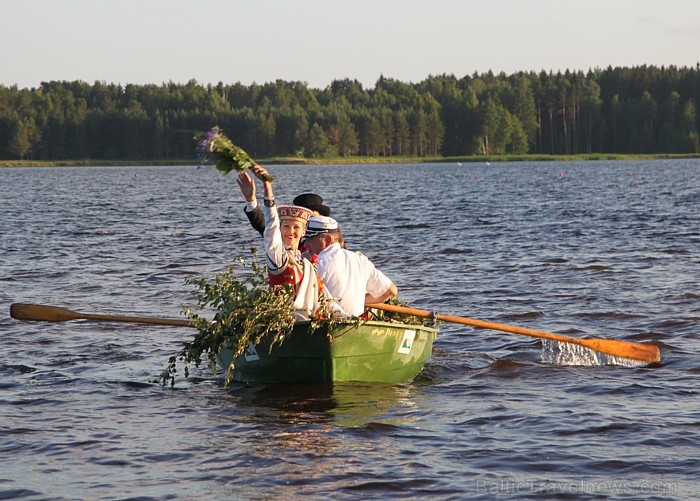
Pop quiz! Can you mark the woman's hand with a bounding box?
[250,165,271,182]
[250,165,274,198]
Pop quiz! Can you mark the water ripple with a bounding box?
[1,161,699,498]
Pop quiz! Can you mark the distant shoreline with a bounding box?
[1,153,699,168]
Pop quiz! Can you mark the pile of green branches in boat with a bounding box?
[160,251,338,387]
[365,297,441,328]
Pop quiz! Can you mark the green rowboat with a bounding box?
[216,320,438,384]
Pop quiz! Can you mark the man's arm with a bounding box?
[244,205,265,236]
[365,282,398,306]
[237,171,265,235]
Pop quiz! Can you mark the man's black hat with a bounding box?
[293,193,331,216]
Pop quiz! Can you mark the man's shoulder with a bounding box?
[319,242,342,256]
[318,243,352,264]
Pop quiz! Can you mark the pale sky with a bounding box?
[2,0,699,90]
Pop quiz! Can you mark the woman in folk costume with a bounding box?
[236,165,339,319]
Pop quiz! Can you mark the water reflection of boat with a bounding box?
[216,320,438,384]
[220,381,425,428]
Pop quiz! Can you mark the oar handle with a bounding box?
[80,312,196,327]
[366,303,660,363]
[10,303,196,327]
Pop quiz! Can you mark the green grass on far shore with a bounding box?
[1,153,699,168]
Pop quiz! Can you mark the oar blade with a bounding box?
[578,338,660,364]
[10,303,82,322]
[10,303,196,327]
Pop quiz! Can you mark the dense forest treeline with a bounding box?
[1,64,699,161]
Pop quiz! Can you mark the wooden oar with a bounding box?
[366,302,660,363]
[10,303,196,328]
[12,302,660,363]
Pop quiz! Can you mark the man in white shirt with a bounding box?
[303,216,397,317]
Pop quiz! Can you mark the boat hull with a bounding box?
[216,320,438,384]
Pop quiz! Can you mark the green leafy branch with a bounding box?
[194,126,274,182]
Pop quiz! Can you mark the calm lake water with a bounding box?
[1,160,699,499]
